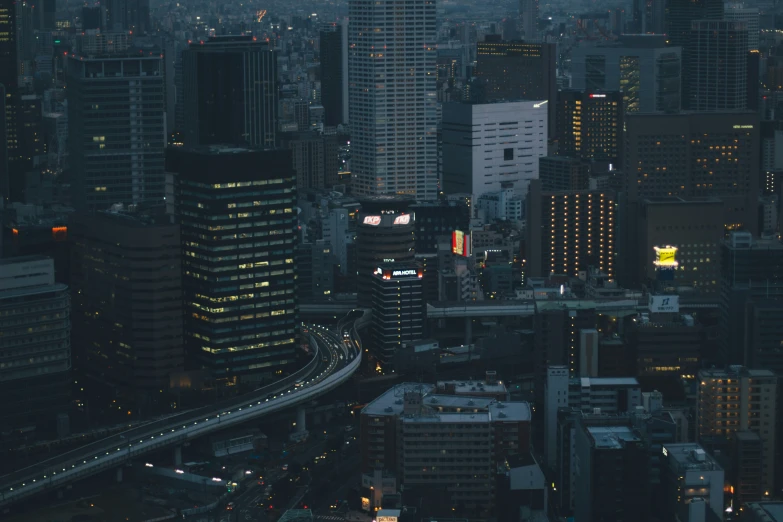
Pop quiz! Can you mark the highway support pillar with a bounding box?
[464,316,472,345]
[174,446,182,466]
[116,467,123,483]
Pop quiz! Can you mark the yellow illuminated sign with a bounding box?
[733,125,754,129]
[653,246,678,267]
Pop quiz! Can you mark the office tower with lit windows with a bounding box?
[556,90,622,165]
[348,0,437,200]
[688,20,749,111]
[356,210,416,307]
[67,51,165,211]
[442,100,548,199]
[519,0,538,38]
[70,207,184,392]
[319,22,348,127]
[526,179,616,279]
[622,111,759,231]
[636,197,724,293]
[183,36,278,150]
[697,367,777,495]
[370,263,424,365]
[475,37,557,136]
[570,35,681,113]
[169,146,298,384]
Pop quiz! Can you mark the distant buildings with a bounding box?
[570,35,681,113]
[442,100,547,199]
[170,146,298,384]
[319,22,348,126]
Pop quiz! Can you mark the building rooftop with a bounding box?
[587,426,641,449]
[425,394,495,410]
[0,255,52,266]
[403,412,491,424]
[437,378,508,395]
[699,366,776,379]
[574,377,640,388]
[362,383,434,416]
[745,502,783,522]
[663,443,722,471]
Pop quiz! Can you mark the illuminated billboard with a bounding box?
[653,246,678,267]
[363,215,381,226]
[393,214,411,225]
[374,267,423,280]
[452,230,471,257]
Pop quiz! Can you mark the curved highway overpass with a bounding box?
[0,316,366,509]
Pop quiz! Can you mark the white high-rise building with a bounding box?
[724,3,760,52]
[348,0,438,201]
[441,100,548,200]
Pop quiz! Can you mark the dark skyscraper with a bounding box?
[183,36,278,150]
[320,23,346,127]
[475,37,557,137]
[170,147,298,384]
[106,0,149,34]
[1,0,18,201]
[688,20,748,111]
[67,51,165,210]
[664,0,722,48]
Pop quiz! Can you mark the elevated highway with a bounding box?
[0,315,366,508]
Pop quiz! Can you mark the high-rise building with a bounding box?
[622,111,760,233]
[719,232,783,368]
[169,146,298,384]
[526,180,616,278]
[538,156,589,192]
[0,256,70,432]
[106,0,149,34]
[475,37,557,136]
[664,0,723,49]
[348,0,437,200]
[697,366,777,494]
[70,207,184,392]
[183,36,278,150]
[360,382,531,515]
[370,263,425,365]
[355,210,415,307]
[1,0,18,201]
[660,443,724,522]
[733,431,764,509]
[295,240,335,301]
[17,95,44,166]
[556,90,623,164]
[632,0,665,34]
[570,35,681,113]
[625,307,704,377]
[281,131,338,190]
[519,0,538,39]
[67,51,165,211]
[319,22,347,127]
[688,20,748,111]
[574,424,649,522]
[442,100,548,199]
[724,5,760,52]
[636,197,724,293]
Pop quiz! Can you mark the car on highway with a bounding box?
[226,502,234,511]
[282,463,289,471]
